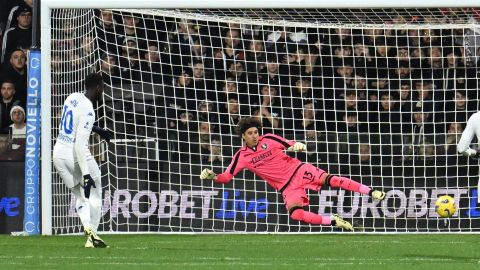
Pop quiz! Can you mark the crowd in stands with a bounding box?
[82,9,480,167]
[0,0,32,160]
[3,7,480,166]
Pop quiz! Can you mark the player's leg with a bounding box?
[80,159,108,248]
[54,158,92,229]
[71,162,93,231]
[282,186,352,230]
[86,158,102,232]
[320,173,385,201]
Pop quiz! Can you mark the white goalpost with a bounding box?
[41,0,480,234]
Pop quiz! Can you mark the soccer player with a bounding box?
[53,73,110,248]
[200,117,386,231]
[457,111,480,203]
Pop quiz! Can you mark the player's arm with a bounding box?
[262,133,305,151]
[92,125,112,142]
[457,115,477,157]
[200,150,244,184]
[74,111,96,198]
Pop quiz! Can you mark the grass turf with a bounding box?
[0,234,479,269]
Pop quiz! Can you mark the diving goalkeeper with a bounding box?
[200,117,385,230]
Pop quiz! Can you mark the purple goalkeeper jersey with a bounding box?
[215,133,301,191]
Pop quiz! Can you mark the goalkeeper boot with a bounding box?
[371,190,386,201]
[85,228,109,248]
[332,214,353,231]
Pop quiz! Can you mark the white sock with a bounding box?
[76,200,91,230]
[89,180,103,231]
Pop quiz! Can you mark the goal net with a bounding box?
[49,7,480,233]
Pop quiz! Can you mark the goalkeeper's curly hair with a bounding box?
[236,117,262,136]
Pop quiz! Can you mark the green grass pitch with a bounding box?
[0,234,479,269]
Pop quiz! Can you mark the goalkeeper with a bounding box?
[201,117,385,231]
[457,111,480,203]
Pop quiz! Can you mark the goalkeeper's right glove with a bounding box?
[83,174,96,199]
[200,169,216,180]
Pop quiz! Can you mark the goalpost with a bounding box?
[40,0,480,234]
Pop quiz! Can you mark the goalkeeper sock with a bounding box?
[328,175,371,195]
[290,209,331,225]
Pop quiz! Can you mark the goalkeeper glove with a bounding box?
[288,142,306,152]
[92,125,112,143]
[83,174,96,199]
[200,169,216,180]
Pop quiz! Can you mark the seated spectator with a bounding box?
[0,80,21,130]
[4,105,25,138]
[3,49,27,104]
[1,4,32,64]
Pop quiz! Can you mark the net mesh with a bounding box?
[50,7,480,233]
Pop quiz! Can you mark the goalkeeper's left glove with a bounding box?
[288,142,306,152]
[200,168,216,180]
[92,125,112,143]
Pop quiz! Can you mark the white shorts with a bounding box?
[53,157,101,189]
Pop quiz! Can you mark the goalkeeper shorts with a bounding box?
[281,163,326,210]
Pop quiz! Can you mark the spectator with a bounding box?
[163,70,195,129]
[96,9,123,54]
[119,13,146,46]
[190,35,213,70]
[359,143,371,164]
[294,100,316,134]
[258,55,287,94]
[253,85,282,134]
[0,80,21,130]
[1,4,32,64]
[203,136,223,165]
[4,48,27,103]
[118,37,142,83]
[197,99,218,123]
[445,90,473,123]
[219,95,244,135]
[353,42,374,78]
[100,52,122,85]
[138,41,163,84]
[397,80,413,127]
[411,80,435,112]
[404,108,434,157]
[245,38,267,75]
[191,61,215,100]
[4,105,25,138]
[437,122,464,156]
